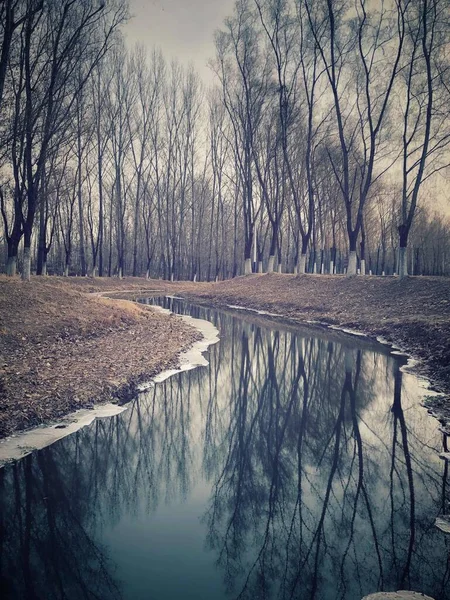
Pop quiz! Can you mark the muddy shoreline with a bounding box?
[1,274,450,440]
[0,302,219,466]
[0,278,201,439]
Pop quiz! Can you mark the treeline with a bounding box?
[1,0,449,281]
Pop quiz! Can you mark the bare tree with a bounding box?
[397,0,450,277]
[214,0,268,274]
[305,0,406,276]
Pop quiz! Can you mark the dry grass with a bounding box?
[2,273,450,437]
[0,276,200,437]
[173,274,450,397]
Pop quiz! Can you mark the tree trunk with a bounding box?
[398,224,409,279]
[347,251,357,277]
[347,232,358,277]
[22,246,31,281]
[6,255,16,276]
[98,156,104,277]
[297,253,307,275]
[37,204,46,276]
[267,255,275,273]
[77,120,87,277]
[244,258,252,275]
[360,259,366,276]
[398,246,408,279]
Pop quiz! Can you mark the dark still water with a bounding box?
[1,298,449,600]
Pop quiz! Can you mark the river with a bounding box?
[0,298,448,600]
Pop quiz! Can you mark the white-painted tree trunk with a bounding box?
[347,251,357,277]
[369,269,372,276]
[329,260,334,275]
[321,263,324,274]
[267,255,275,273]
[118,267,123,279]
[193,273,197,282]
[6,256,16,276]
[42,262,47,276]
[257,260,263,273]
[293,265,298,275]
[22,247,31,281]
[146,269,150,279]
[244,258,252,275]
[398,246,408,278]
[215,275,219,282]
[382,270,385,277]
[360,259,366,276]
[297,253,307,274]
[91,266,97,278]
[313,262,317,274]
[64,265,69,277]
[277,263,282,273]
[170,272,174,282]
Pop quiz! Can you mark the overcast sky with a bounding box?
[122,0,449,213]
[124,0,235,83]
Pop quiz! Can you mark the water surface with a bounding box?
[0,298,449,600]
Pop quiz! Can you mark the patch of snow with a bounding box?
[0,404,126,467]
[226,303,280,318]
[362,592,435,600]
[435,516,450,535]
[151,313,219,383]
[0,302,219,468]
[329,324,367,337]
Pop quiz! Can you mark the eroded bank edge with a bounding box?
[0,299,220,467]
[223,301,444,392]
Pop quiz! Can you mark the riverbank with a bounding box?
[82,273,450,420]
[175,274,450,424]
[2,274,450,438]
[0,277,200,438]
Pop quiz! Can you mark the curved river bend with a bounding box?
[0,298,449,600]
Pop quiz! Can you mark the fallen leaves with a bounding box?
[0,278,200,438]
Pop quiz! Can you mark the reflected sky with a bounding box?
[0,299,449,600]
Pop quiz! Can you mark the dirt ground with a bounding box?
[0,277,200,437]
[1,273,450,438]
[175,274,450,425]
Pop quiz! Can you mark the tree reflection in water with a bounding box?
[0,300,449,600]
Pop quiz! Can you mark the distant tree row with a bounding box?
[1,0,449,280]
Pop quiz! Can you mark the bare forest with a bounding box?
[1,0,450,282]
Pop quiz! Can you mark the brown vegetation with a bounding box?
[0,276,199,437]
[53,272,450,399]
[176,275,450,397]
[1,273,450,439]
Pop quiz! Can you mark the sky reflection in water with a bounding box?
[0,298,449,600]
